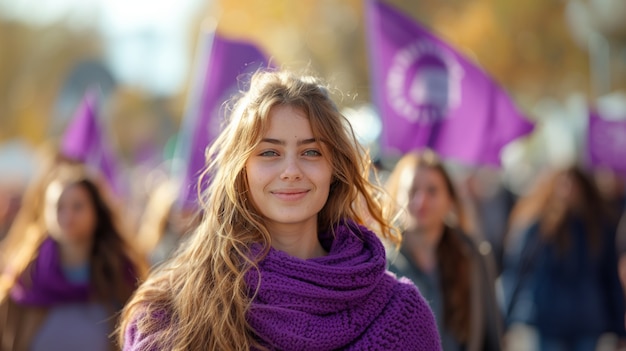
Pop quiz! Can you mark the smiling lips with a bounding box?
[271,189,310,201]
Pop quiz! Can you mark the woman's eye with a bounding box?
[303,149,321,157]
[427,187,438,196]
[260,150,279,157]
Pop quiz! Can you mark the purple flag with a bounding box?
[366,0,534,166]
[588,111,626,178]
[60,90,121,194]
[176,32,271,209]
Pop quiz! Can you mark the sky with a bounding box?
[0,0,205,95]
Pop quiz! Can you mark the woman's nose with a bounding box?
[280,157,303,181]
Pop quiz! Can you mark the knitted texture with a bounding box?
[245,221,441,350]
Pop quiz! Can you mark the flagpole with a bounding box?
[588,32,611,99]
[171,19,218,183]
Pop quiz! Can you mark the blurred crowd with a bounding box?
[0,142,625,350]
[1,0,625,348]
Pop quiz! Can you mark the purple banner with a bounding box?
[588,111,626,177]
[60,90,121,194]
[176,32,271,209]
[366,0,534,166]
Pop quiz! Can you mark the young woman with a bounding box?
[502,166,625,351]
[385,150,502,351]
[119,71,441,351]
[0,162,147,351]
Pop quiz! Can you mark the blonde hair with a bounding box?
[0,160,147,305]
[118,70,400,350]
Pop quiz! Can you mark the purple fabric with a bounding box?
[245,221,441,350]
[123,221,441,350]
[366,0,534,166]
[588,110,626,178]
[60,90,122,194]
[177,33,271,209]
[10,237,90,307]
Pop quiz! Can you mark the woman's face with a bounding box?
[245,104,333,235]
[44,181,97,244]
[553,173,582,210]
[407,167,453,231]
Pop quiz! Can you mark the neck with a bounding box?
[404,223,445,273]
[58,238,92,268]
[267,222,326,260]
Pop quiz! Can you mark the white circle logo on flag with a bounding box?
[386,40,463,123]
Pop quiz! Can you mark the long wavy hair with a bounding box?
[118,70,400,350]
[385,150,472,343]
[508,166,607,255]
[0,160,147,306]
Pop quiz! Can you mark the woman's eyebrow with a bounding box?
[259,138,319,146]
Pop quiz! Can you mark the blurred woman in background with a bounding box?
[386,150,502,351]
[502,166,624,351]
[0,161,147,351]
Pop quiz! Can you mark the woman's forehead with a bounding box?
[260,106,314,138]
[412,166,446,184]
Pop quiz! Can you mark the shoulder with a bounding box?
[123,309,172,351]
[379,274,442,349]
[389,275,433,317]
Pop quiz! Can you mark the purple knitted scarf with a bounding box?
[245,221,441,350]
[122,222,441,351]
[10,237,90,306]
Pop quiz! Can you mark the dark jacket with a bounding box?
[503,218,625,338]
[389,229,503,351]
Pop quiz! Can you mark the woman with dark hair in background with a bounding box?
[386,150,502,351]
[0,162,147,351]
[502,166,625,351]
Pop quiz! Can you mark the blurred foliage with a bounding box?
[1,0,625,151]
[0,21,102,142]
[211,0,366,103]
[105,88,176,161]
